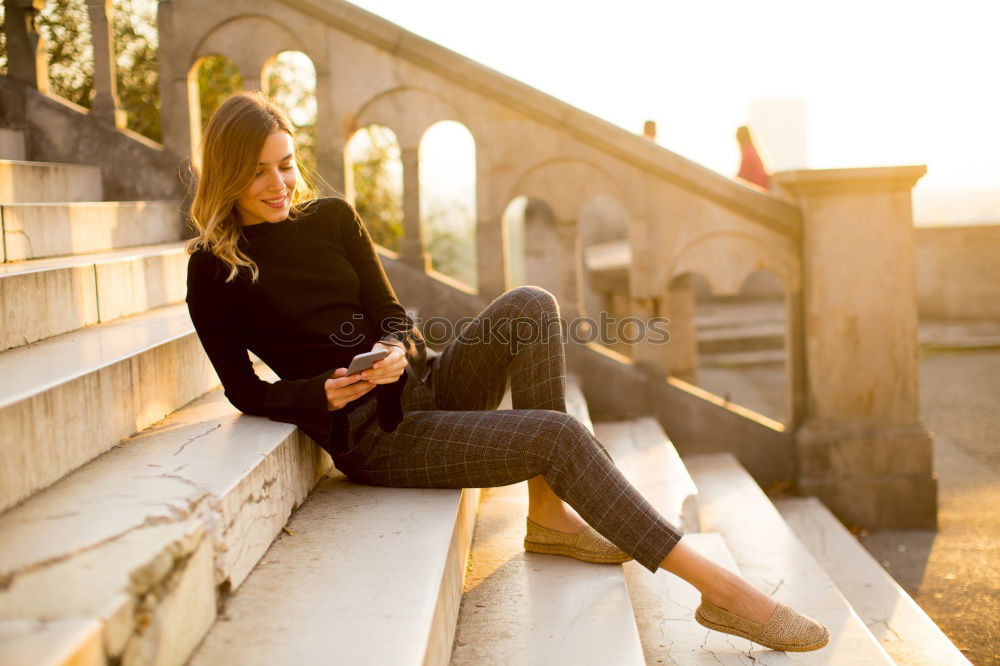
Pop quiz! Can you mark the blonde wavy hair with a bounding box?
[184,90,321,283]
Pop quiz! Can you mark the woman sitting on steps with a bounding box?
[183,91,829,654]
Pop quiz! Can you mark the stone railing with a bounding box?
[1,0,938,529]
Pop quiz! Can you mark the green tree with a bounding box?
[38,0,94,108]
[195,55,241,130]
[351,125,403,251]
[113,0,160,141]
[265,51,317,173]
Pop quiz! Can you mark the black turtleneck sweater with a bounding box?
[184,196,426,457]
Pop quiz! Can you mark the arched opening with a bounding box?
[695,268,789,423]
[263,50,317,173]
[344,124,403,251]
[502,196,559,297]
[418,120,477,288]
[188,54,242,156]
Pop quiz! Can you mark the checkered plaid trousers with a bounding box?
[333,285,684,573]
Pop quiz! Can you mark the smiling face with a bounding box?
[234,131,297,227]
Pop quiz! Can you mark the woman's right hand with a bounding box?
[324,368,376,410]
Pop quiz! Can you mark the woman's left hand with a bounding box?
[358,341,407,384]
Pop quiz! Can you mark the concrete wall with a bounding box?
[916,224,1000,320]
[0,77,185,203]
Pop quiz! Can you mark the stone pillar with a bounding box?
[775,165,937,529]
[85,0,125,127]
[785,287,808,429]
[314,72,343,196]
[555,219,584,319]
[399,147,431,272]
[4,0,48,91]
[664,274,698,383]
[631,294,669,378]
[156,0,193,159]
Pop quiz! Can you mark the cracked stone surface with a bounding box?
[0,380,327,664]
[451,480,644,665]
[0,305,218,513]
[188,475,476,666]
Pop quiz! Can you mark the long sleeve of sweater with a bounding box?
[184,197,425,455]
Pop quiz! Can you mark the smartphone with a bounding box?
[346,349,389,376]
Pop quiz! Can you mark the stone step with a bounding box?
[0,159,102,203]
[622,532,787,664]
[775,496,971,665]
[0,129,26,161]
[697,323,785,355]
[1,201,183,261]
[0,365,329,666]
[593,419,737,664]
[0,303,217,513]
[451,380,646,665]
[700,348,787,368]
[0,242,187,351]
[595,417,700,532]
[684,454,895,663]
[189,469,478,665]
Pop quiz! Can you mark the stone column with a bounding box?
[775,165,937,529]
[554,219,586,320]
[156,0,193,159]
[630,294,669,378]
[314,72,343,196]
[85,0,125,127]
[664,274,697,383]
[4,0,48,91]
[399,147,431,272]
[784,287,808,429]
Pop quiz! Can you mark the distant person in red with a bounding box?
[736,125,770,190]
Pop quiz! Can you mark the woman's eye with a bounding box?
[280,164,294,171]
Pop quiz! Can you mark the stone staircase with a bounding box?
[0,132,970,665]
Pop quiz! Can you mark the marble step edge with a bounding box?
[0,371,329,666]
[775,496,971,665]
[0,243,188,352]
[190,470,480,665]
[0,305,219,513]
[0,238,185,275]
[0,202,184,263]
[594,417,700,532]
[684,453,895,664]
[451,421,648,665]
[0,158,102,170]
[0,160,103,204]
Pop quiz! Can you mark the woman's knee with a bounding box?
[511,285,558,315]
[529,410,595,459]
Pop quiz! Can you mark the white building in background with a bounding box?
[748,99,809,172]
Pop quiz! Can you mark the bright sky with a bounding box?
[347,0,1000,223]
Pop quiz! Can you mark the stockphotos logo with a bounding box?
[329,312,670,352]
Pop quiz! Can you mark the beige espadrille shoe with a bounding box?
[695,597,829,652]
[523,517,633,564]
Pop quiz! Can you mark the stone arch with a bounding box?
[353,87,463,149]
[669,230,800,295]
[506,158,623,223]
[191,15,306,90]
